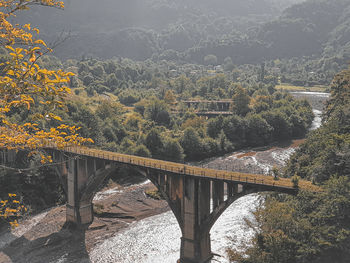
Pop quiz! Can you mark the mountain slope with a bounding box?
[13,0,350,66]
[13,0,294,60]
[186,0,350,65]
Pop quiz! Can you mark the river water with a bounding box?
[90,195,259,263]
[90,91,329,263]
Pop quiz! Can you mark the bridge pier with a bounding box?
[180,178,212,263]
[144,171,214,263]
[144,171,247,263]
[176,178,255,263]
[53,153,116,226]
[66,158,92,224]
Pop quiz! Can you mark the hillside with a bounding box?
[187,0,350,64]
[9,0,350,85]
[13,0,304,60]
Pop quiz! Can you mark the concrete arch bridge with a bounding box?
[47,146,318,263]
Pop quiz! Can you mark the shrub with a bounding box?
[291,174,300,188]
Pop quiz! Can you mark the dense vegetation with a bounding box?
[0,52,314,214]
[12,0,350,88]
[228,67,350,263]
[16,0,300,61]
[52,56,314,161]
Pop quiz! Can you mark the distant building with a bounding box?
[190,70,199,76]
[207,70,216,76]
[169,69,178,78]
[271,67,281,75]
[214,65,223,72]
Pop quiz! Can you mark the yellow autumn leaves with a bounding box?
[0,1,92,227]
[0,193,26,228]
[0,0,93,153]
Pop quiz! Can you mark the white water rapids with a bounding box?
[90,195,259,263]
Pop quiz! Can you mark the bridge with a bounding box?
[47,146,319,263]
[182,100,232,111]
[172,110,233,118]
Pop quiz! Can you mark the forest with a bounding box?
[13,0,350,86]
[0,0,350,262]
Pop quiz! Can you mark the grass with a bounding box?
[93,203,105,215]
[276,84,328,92]
[145,189,164,200]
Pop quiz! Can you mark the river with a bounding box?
[90,91,329,263]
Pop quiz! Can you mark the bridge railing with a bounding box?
[60,145,320,192]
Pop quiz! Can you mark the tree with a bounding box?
[224,56,235,72]
[67,102,102,143]
[172,75,193,94]
[145,128,163,157]
[325,67,350,121]
[118,89,140,105]
[180,127,203,161]
[95,100,123,119]
[164,90,176,105]
[231,85,251,116]
[162,138,184,162]
[204,54,218,66]
[217,130,234,154]
[0,0,91,223]
[144,98,171,126]
[262,110,291,140]
[228,68,350,263]
[246,114,272,146]
[132,144,151,158]
[207,115,224,139]
[259,62,265,82]
[0,0,92,151]
[182,116,206,131]
[0,193,25,228]
[222,115,246,147]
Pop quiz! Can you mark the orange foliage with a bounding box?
[0,1,93,152]
[0,193,26,228]
[0,1,92,226]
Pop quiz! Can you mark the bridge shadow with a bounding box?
[0,223,91,263]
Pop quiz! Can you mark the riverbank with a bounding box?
[0,181,168,263]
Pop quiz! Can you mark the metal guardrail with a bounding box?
[56,145,320,192]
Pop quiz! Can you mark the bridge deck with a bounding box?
[60,146,320,192]
[172,110,233,116]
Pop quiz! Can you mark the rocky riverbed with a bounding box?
[0,179,169,263]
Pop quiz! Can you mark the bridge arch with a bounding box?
[48,146,313,263]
